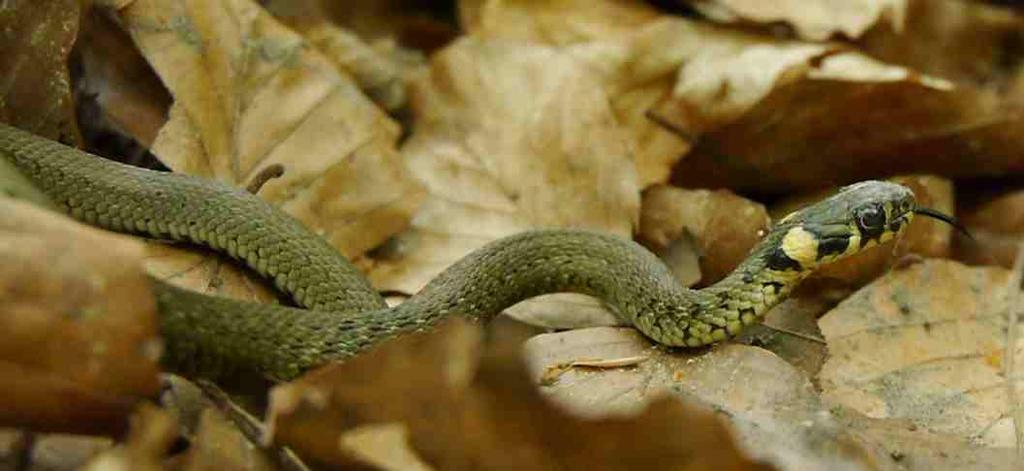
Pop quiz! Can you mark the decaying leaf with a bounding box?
[0,198,161,435]
[524,328,870,469]
[957,189,1024,269]
[267,320,768,470]
[818,259,1022,446]
[82,404,179,470]
[859,0,1024,87]
[684,0,906,41]
[116,0,424,299]
[369,36,639,327]
[836,408,1021,469]
[265,0,423,112]
[461,3,694,185]
[289,23,421,114]
[639,185,770,286]
[460,0,662,45]
[0,0,82,144]
[180,409,278,471]
[669,47,1024,192]
[75,10,171,148]
[736,294,838,379]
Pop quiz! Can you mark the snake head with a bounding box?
[765,181,920,271]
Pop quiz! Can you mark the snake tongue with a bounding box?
[913,207,972,239]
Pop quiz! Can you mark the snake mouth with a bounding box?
[913,207,972,238]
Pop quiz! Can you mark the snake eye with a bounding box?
[856,205,885,232]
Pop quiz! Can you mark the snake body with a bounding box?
[0,124,917,381]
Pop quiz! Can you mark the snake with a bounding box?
[0,124,961,382]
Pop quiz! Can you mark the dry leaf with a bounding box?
[639,185,770,285]
[837,409,1022,469]
[0,0,82,144]
[76,10,171,147]
[684,0,907,41]
[288,22,421,113]
[369,36,639,327]
[265,0,423,112]
[82,404,179,471]
[12,432,114,470]
[957,189,1024,269]
[460,0,662,45]
[117,0,423,300]
[267,320,768,470]
[669,48,1024,192]
[524,328,871,469]
[0,198,161,435]
[574,18,836,185]
[180,409,278,471]
[462,4,695,185]
[736,294,837,379]
[818,259,1022,446]
[859,0,1024,86]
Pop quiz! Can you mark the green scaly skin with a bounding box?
[0,124,917,381]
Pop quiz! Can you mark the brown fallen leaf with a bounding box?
[267,320,769,470]
[460,0,662,45]
[736,294,839,379]
[836,407,1022,469]
[291,23,421,114]
[682,0,906,41]
[957,189,1024,269]
[576,18,841,186]
[0,198,161,435]
[639,184,770,286]
[859,0,1024,87]
[0,0,82,144]
[669,47,1024,192]
[524,328,874,468]
[82,404,179,471]
[180,409,278,471]
[369,36,639,328]
[265,0,423,113]
[818,259,1022,446]
[315,0,457,50]
[461,3,694,185]
[75,9,171,148]
[114,0,424,300]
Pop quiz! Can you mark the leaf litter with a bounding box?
[3,0,1024,469]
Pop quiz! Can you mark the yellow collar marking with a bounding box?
[780,226,819,269]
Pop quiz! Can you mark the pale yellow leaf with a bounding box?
[523,328,867,468]
[819,260,1023,446]
[117,0,424,300]
[460,0,662,45]
[686,0,906,41]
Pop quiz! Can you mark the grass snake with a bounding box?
[0,124,955,382]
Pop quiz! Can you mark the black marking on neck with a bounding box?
[763,281,784,295]
[767,247,801,271]
[816,235,849,259]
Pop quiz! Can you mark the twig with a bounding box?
[245,164,285,194]
[644,109,696,141]
[195,380,311,471]
[763,324,827,344]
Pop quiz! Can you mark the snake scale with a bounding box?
[1,124,945,382]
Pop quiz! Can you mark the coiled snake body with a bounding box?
[0,124,924,381]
